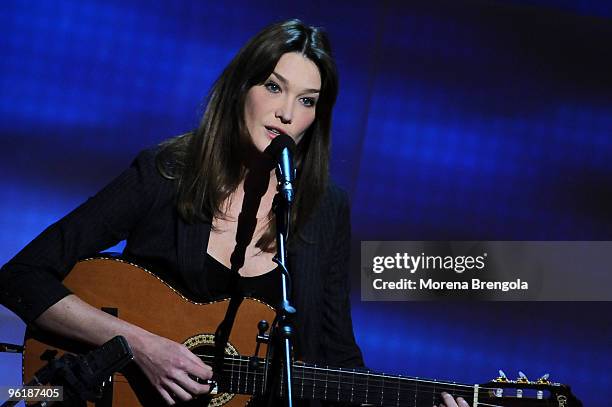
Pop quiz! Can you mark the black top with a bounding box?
[205,253,281,307]
[0,148,364,371]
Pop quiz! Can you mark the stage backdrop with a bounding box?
[1,1,611,406]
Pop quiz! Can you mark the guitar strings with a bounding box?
[217,371,532,407]
[214,368,474,397]
[114,367,513,407]
[195,353,513,393]
[186,355,556,407]
[112,358,555,407]
[196,352,524,394]
[193,353,553,402]
[222,374,477,405]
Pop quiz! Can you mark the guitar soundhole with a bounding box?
[183,333,239,406]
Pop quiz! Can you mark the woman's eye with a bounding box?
[264,81,281,93]
[300,97,316,107]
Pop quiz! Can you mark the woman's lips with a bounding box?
[265,126,284,139]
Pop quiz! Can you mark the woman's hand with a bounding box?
[436,392,471,407]
[131,332,214,405]
[34,295,214,405]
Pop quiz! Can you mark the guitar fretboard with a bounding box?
[198,353,481,406]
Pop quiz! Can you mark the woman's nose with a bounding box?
[275,97,293,124]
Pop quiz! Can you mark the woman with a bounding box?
[0,19,468,407]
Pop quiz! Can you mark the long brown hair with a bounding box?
[157,19,338,250]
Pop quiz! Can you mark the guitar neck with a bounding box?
[202,353,477,406]
[201,353,579,406]
[285,363,477,407]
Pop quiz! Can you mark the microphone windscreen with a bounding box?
[265,134,296,159]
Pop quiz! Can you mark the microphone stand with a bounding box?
[271,174,296,407]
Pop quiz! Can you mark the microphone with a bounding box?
[266,134,297,204]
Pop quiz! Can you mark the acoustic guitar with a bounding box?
[23,258,582,406]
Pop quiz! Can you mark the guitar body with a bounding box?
[23,257,276,406]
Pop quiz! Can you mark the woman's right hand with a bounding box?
[33,295,214,405]
[132,332,214,405]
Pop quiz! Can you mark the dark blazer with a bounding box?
[0,148,364,369]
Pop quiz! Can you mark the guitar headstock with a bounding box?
[477,370,582,407]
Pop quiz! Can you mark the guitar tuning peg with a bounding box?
[536,373,550,384]
[494,370,508,382]
[517,371,529,382]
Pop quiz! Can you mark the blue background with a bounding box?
[1,1,611,405]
